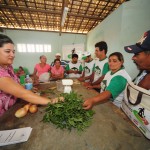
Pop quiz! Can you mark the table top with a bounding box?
[0,81,150,150]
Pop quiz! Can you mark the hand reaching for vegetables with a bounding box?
[83,98,95,110]
[50,97,64,104]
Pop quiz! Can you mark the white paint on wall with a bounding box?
[87,0,150,79]
[3,30,86,74]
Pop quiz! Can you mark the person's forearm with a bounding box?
[92,75,105,85]
[92,91,111,104]
[77,71,82,74]
[91,84,100,89]
[0,78,51,105]
[84,74,92,80]
[67,70,74,74]
[19,90,51,105]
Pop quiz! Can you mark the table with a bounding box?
[0,81,150,150]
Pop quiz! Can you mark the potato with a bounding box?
[23,103,31,111]
[15,108,27,118]
[29,105,38,113]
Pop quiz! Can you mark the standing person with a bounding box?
[121,30,150,139]
[0,34,52,116]
[51,59,64,80]
[84,41,109,91]
[83,52,131,110]
[66,54,83,78]
[33,55,51,83]
[78,52,95,82]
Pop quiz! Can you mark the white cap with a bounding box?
[82,51,91,59]
[55,53,61,56]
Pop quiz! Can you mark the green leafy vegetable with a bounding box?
[43,91,95,132]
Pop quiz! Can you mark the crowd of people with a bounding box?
[0,30,150,138]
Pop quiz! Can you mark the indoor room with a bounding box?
[0,0,150,149]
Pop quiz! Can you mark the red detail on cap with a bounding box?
[144,32,148,37]
[127,47,132,51]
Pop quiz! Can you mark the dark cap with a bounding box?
[124,30,150,54]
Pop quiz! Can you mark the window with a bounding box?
[17,44,51,53]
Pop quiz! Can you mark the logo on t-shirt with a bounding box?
[71,67,78,71]
[94,66,101,75]
[84,66,90,73]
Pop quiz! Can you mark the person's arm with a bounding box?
[83,75,128,110]
[83,91,111,110]
[91,75,105,85]
[88,63,96,83]
[78,71,85,81]
[33,67,37,77]
[65,64,74,74]
[32,67,39,84]
[86,84,100,89]
[51,73,64,79]
[0,77,51,105]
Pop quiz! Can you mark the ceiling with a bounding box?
[0,0,127,34]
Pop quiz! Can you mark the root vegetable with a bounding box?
[23,103,31,111]
[29,105,38,113]
[15,108,27,118]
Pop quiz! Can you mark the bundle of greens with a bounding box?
[43,92,95,132]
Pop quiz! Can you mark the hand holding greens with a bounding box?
[43,92,95,132]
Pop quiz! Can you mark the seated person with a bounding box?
[83,41,109,92]
[16,66,26,77]
[50,59,64,80]
[83,52,131,110]
[121,30,150,139]
[78,52,95,82]
[66,54,83,78]
[51,53,69,69]
[33,55,51,84]
[0,34,52,116]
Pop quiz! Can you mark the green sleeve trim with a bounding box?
[106,75,127,100]
[102,62,109,75]
[65,64,70,71]
[92,63,95,72]
[79,64,83,71]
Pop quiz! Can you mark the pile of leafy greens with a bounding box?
[43,92,95,132]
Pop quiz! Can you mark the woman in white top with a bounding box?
[83,52,131,109]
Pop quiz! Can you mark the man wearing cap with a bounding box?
[122,30,150,139]
[51,53,69,70]
[84,41,110,92]
[78,52,95,82]
[124,30,150,89]
[66,54,83,78]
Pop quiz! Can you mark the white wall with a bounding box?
[4,30,86,74]
[86,0,150,79]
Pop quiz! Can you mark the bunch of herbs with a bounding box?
[43,91,95,132]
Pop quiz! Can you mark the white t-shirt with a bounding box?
[66,61,82,78]
[101,68,131,107]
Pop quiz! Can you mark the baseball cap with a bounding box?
[55,53,61,56]
[124,30,150,54]
[82,51,91,60]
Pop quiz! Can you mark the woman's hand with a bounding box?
[83,98,95,110]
